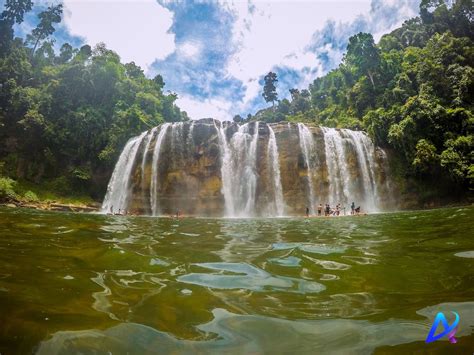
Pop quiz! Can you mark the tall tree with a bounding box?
[419,0,444,24]
[27,4,63,57]
[0,0,33,56]
[56,43,74,64]
[1,0,32,22]
[289,88,300,101]
[262,71,278,107]
[344,32,381,89]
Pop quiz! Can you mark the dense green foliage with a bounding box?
[0,1,188,200]
[0,0,472,205]
[255,0,473,192]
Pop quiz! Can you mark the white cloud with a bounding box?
[226,1,371,85]
[214,1,375,118]
[58,0,420,120]
[62,0,175,70]
[178,41,201,60]
[211,0,419,119]
[176,95,233,121]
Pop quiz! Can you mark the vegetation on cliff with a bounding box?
[0,0,472,207]
[250,0,473,196]
[0,0,188,202]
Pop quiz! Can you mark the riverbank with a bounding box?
[1,200,100,213]
[1,175,471,216]
[0,176,101,213]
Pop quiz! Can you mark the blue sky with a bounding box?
[6,0,421,120]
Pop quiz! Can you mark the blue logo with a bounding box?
[425,311,459,344]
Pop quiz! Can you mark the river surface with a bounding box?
[0,206,473,354]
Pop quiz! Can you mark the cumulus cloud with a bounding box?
[6,0,422,120]
[62,0,175,70]
[224,0,420,117]
[176,95,233,120]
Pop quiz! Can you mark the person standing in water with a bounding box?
[317,204,322,216]
[351,202,355,215]
[306,207,310,217]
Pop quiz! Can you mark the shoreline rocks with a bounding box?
[1,200,100,213]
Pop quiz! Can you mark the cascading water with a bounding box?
[342,129,378,211]
[322,127,352,205]
[268,126,285,216]
[214,120,235,216]
[187,121,195,147]
[102,119,392,216]
[141,127,157,203]
[101,131,147,213]
[297,123,317,214]
[150,123,170,216]
[218,122,260,217]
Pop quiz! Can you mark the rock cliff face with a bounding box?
[102,119,393,216]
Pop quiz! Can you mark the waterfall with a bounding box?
[322,127,352,205]
[140,127,158,211]
[101,132,147,213]
[150,123,170,216]
[342,129,377,211]
[187,121,195,147]
[141,127,157,186]
[214,120,235,216]
[221,122,260,217]
[103,119,392,216]
[170,122,184,165]
[267,126,285,216]
[297,123,316,214]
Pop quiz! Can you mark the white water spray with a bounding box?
[101,132,147,213]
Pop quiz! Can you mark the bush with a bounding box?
[45,176,71,195]
[0,177,18,201]
[23,190,39,202]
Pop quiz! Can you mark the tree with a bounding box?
[153,74,165,89]
[344,32,381,89]
[262,71,278,107]
[1,0,33,23]
[27,4,63,57]
[233,114,243,123]
[440,135,473,183]
[412,139,439,173]
[75,44,92,61]
[0,0,33,56]
[57,43,74,64]
[420,0,444,24]
[289,88,300,101]
[125,61,144,79]
[289,88,311,114]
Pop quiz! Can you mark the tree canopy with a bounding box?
[251,0,473,192]
[0,1,188,199]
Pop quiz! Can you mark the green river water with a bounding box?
[0,206,473,354]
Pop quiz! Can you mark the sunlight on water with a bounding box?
[0,206,473,353]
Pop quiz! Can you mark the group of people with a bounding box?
[305,202,362,217]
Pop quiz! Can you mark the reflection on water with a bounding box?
[178,262,325,293]
[38,302,474,354]
[0,207,473,353]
